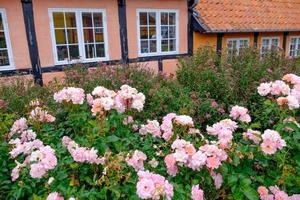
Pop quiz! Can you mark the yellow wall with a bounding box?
[194,31,300,57]
[193,32,217,51]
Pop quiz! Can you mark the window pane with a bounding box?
[161,13,168,25]
[150,40,156,53]
[57,46,68,61]
[69,45,79,59]
[140,27,148,39]
[169,13,176,25]
[161,40,168,52]
[95,28,104,42]
[93,13,103,27]
[55,29,66,44]
[169,26,176,38]
[67,29,78,44]
[82,13,93,27]
[0,50,9,66]
[149,12,156,25]
[84,29,94,43]
[169,39,176,51]
[161,26,168,39]
[85,44,95,58]
[53,12,65,28]
[0,32,7,48]
[65,12,76,28]
[96,43,105,57]
[141,40,148,53]
[139,13,147,25]
[0,14,3,30]
[149,27,156,39]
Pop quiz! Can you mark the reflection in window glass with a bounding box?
[261,38,279,56]
[51,10,107,63]
[227,39,249,57]
[289,37,300,57]
[138,10,177,55]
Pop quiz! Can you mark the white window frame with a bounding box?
[226,38,250,56]
[48,8,109,65]
[0,9,14,71]
[137,9,179,57]
[288,36,300,58]
[260,37,280,55]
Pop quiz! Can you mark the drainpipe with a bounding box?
[187,0,199,55]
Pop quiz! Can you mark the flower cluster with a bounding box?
[139,113,195,141]
[89,85,145,115]
[126,150,147,171]
[229,105,251,123]
[29,107,56,123]
[257,74,300,110]
[62,136,105,165]
[136,171,173,200]
[260,129,286,155]
[206,119,238,149]
[8,119,57,180]
[257,186,300,200]
[54,87,85,104]
[191,185,204,200]
[164,139,227,178]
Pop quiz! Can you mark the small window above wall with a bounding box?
[289,37,300,57]
[261,37,280,56]
[0,9,14,71]
[226,38,249,57]
[49,9,109,65]
[137,9,179,57]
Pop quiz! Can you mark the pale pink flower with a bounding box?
[258,82,272,96]
[191,185,204,200]
[9,118,28,138]
[136,178,156,199]
[126,150,147,171]
[164,154,178,176]
[46,192,64,200]
[92,86,116,98]
[86,93,94,106]
[29,107,56,123]
[261,129,286,155]
[211,100,218,108]
[230,105,251,123]
[286,95,299,110]
[123,116,134,125]
[271,80,290,96]
[211,172,223,189]
[174,115,194,127]
[282,74,300,85]
[189,151,207,170]
[54,87,85,104]
[139,120,161,138]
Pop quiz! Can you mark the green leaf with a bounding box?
[106,135,120,143]
[242,186,259,200]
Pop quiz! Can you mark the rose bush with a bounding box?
[0,72,299,200]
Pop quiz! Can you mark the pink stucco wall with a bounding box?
[33,0,122,67]
[0,0,31,69]
[126,0,188,59]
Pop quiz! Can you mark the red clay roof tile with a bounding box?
[195,0,300,32]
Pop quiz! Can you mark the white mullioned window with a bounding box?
[289,37,300,57]
[137,9,179,56]
[0,9,14,70]
[227,38,249,56]
[261,37,280,56]
[49,8,109,65]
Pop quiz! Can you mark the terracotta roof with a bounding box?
[195,0,300,33]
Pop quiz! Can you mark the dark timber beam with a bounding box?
[21,0,43,85]
[216,33,223,56]
[187,0,194,56]
[282,32,289,56]
[254,32,259,48]
[118,0,129,64]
